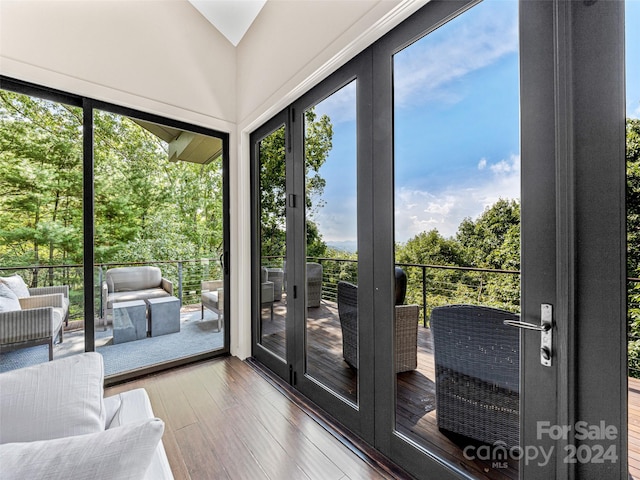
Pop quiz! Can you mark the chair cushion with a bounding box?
[106,267,163,293]
[107,288,171,309]
[0,283,21,312]
[0,418,164,480]
[0,352,106,443]
[201,291,219,308]
[0,275,30,298]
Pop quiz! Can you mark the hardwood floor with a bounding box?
[105,296,640,479]
[105,356,402,480]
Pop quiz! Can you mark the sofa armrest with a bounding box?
[105,388,174,480]
[20,293,63,309]
[0,307,56,342]
[161,278,173,296]
[28,285,68,299]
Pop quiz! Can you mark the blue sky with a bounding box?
[311,0,640,248]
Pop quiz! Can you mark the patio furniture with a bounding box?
[266,267,284,301]
[0,274,70,326]
[201,280,224,331]
[0,284,65,361]
[261,267,274,321]
[146,296,180,337]
[430,304,520,448]
[112,299,147,344]
[336,280,419,372]
[102,266,173,326]
[307,262,323,307]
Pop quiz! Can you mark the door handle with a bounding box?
[504,304,554,367]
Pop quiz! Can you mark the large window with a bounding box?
[0,78,230,380]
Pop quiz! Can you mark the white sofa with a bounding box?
[0,353,174,480]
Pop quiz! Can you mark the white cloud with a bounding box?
[394,3,518,108]
[394,154,520,242]
[478,157,487,170]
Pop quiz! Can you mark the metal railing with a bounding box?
[0,259,222,324]
[5,257,640,377]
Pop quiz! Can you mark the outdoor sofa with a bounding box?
[102,266,173,323]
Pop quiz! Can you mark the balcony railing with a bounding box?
[4,257,640,376]
[0,259,222,324]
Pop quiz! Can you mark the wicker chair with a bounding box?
[430,304,520,447]
[336,281,418,372]
[306,262,323,308]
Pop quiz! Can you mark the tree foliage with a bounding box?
[259,108,333,263]
[0,91,224,277]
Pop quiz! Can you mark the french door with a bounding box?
[251,1,626,478]
[252,52,375,438]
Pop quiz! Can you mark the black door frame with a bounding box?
[251,0,627,476]
[0,75,232,381]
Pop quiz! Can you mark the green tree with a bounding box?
[259,109,333,262]
[626,118,640,377]
[0,91,83,271]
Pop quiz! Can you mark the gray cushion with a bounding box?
[107,288,171,309]
[106,267,163,293]
[0,283,21,312]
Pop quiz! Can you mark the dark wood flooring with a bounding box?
[105,356,401,480]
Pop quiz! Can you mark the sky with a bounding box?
[310,0,640,249]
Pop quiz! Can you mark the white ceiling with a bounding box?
[188,0,267,47]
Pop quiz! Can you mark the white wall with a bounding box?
[0,0,236,131]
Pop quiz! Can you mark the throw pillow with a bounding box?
[0,274,30,298]
[0,283,21,312]
[0,352,106,443]
[0,418,165,480]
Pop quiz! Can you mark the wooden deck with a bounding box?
[260,297,639,479]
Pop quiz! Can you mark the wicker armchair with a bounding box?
[430,304,520,447]
[0,295,65,361]
[306,262,323,308]
[336,281,418,372]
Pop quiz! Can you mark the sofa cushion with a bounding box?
[0,417,164,480]
[107,288,171,309]
[0,283,21,313]
[106,266,163,293]
[0,352,106,443]
[0,274,30,298]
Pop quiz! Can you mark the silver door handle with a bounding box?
[504,304,554,367]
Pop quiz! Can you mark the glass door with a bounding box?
[391,1,521,477]
[92,107,228,378]
[251,1,626,477]
[252,110,291,381]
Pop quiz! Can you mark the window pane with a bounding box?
[393,1,521,476]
